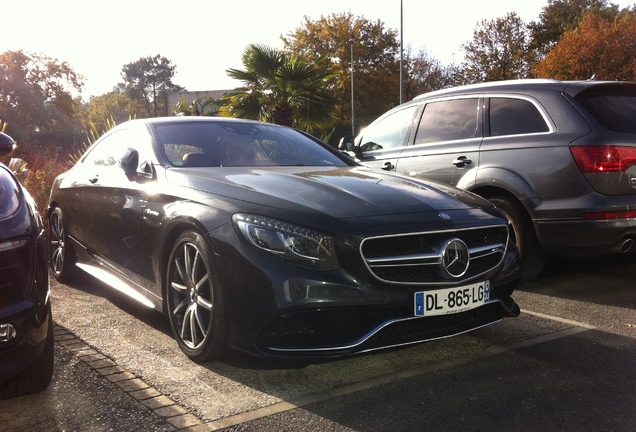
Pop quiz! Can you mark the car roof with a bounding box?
[120,116,274,128]
[412,79,636,101]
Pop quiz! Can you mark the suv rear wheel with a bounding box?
[489,196,546,281]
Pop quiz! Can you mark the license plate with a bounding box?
[414,281,490,317]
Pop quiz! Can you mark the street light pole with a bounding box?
[348,38,355,136]
[400,0,404,104]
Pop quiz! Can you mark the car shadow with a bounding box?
[516,252,636,310]
[55,269,173,338]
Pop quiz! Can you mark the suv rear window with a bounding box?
[577,89,636,134]
[489,98,549,136]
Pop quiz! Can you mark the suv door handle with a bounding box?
[452,156,472,168]
[89,175,99,184]
[382,161,395,171]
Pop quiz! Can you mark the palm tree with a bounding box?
[220,44,339,133]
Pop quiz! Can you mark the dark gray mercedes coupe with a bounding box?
[48,117,521,361]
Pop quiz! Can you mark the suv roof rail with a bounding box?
[413,79,563,101]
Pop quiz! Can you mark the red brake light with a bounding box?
[583,210,636,220]
[571,145,636,173]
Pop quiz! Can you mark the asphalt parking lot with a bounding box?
[1,253,635,431]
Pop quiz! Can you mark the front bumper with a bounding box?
[214,223,521,358]
[257,295,519,358]
[0,233,52,383]
[0,301,52,383]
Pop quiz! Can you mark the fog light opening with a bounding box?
[283,279,363,303]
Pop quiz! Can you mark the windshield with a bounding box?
[155,121,348,168]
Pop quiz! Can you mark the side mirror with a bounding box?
[137,161,155,180]
[338,135,355,151]
[119,148,155,181]
[0,132,16,157]
[118,147,140,179]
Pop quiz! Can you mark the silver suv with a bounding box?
[341,79,636,280]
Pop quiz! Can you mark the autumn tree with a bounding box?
[221,44,339,133]
[0,50,85,146]
[120,55,185,117]
[528,0,620,56]
[460,12,536,83]
[402,47,455,100]
[84,91,142,126]
[534,11,636,81]
[282,12,401,136]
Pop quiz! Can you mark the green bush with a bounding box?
[2,117,119,228]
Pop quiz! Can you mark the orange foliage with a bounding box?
[534,12,636,81]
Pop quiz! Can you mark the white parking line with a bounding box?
[205,311,594,430]
[521,309,596,329]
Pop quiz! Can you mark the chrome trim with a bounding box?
[267,301,505,353]
[365,243,504,267]
[355,319,502,355]
[411,91,556,137]
[441,238,470,278]
[365,252,440,264]
[360,225,508,286]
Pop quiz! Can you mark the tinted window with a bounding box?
[577,90,636,134]
[358,106,417,151]
[489,98,549,136]
[414,99,479,144]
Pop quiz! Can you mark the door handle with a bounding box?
[452,156,472,168]
[382,161,395,171]
[89,175,99,184]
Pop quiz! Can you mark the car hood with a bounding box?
[166,166,492,219]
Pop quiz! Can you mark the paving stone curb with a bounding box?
[53,323,220,431]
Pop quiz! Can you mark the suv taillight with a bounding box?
[571,145,636,173]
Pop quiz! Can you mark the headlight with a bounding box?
[233,213,339,271]
[0,169,20,219]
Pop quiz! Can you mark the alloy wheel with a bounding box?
[168,241,214,350]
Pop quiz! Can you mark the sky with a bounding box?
[3,0,635,100]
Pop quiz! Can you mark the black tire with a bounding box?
[166,231,227,362]
[489,196,546,281]
[1,311,54,399]
[49,207,76,283]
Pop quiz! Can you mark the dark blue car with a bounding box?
[0,132,53,398]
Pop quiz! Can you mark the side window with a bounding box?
[358,105,417,151]
[414,98,479,144]
[83,129,151,169]
[489,97,549,136]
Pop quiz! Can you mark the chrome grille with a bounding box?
[361,225,508,284]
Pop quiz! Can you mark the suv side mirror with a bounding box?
[338,135,355,151]
[0,132,16,157]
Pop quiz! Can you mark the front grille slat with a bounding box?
[361,226,508,285]
[0,242,33,305]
